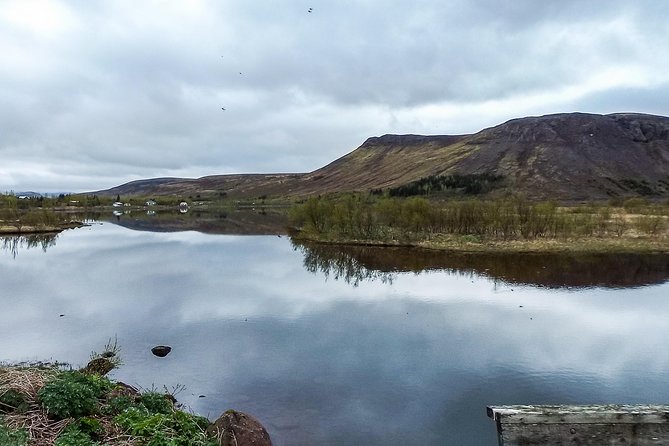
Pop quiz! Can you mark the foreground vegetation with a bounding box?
[289,194,669,253]
[0,349,217,445]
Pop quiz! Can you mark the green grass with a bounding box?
[1,360,218,445]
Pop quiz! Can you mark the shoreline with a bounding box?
[291,232,669,254]
[0,221,87,236]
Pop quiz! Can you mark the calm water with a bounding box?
[2,218,669,445]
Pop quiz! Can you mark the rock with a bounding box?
[108,381,141,400]
[80,357,115,376]
[151,345,172,357]
[206,410,272,446]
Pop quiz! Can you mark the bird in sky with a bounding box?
[221,107,226,111]
[308,7,313,13]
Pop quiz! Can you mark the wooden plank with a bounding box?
[488,405,669,424]
[487,405,669,446]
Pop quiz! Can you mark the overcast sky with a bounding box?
[2,0,669,192]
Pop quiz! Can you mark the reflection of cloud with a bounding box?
[2,225,669,445]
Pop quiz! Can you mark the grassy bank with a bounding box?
[0,203,85,235]
[0,357,217,446]
[289,195,669,253]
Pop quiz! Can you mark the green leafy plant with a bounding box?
[0,423,28,446]
[74,417,104,440]
[140,392,174,415]
[54,425,98,446]
[101,394,136,416]
[0,389,29,414]
[38,371,112,420]
[114,406,217,446]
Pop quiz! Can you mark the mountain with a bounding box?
[94,112,669,201]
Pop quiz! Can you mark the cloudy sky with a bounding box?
[2,0,669,192]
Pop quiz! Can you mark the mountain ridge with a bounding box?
[93,112,669,201]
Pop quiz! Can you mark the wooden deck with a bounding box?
[487,405,669,445]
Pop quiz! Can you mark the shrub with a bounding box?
[0,389,29,413]
[75,417,104,440]
[0,423,28,446]
[101,395,136,416]
[140,392,174,415]
[114,406,217,446]
[38,371,112,420]
[623,197,649,210]
[54,425,98,446]
[634,215,667,235]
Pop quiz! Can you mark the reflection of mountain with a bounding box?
[292,240,669,288]
[103,210,289,235]
[1,234,59,258]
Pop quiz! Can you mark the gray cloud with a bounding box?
[1,0,669,192]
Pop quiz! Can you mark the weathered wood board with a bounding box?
[487,405,669,445]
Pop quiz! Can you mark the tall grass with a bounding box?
[289,195,669,242]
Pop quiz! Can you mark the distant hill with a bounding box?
[94,112,669,201]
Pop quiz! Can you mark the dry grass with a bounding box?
[420,233,669,254]
[1,365,66,445]
[0,364,136,446]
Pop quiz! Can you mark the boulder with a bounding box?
[151,345,172,357]
[108,381,141,400]
[206,410,272,446]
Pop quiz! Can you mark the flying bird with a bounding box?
[308,7,313,12]
[221,107,226,110]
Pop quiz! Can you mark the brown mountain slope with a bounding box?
[94,112,669,201]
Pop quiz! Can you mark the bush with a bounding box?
[140,392,174,415]
[634,215,667,235]
[114,406,217,446]
[38,371,112,420]
[54,425,98,446]
[0,424,28,446]
[101,395,136,416]
[75,417,104,440]
[0,389,29,413]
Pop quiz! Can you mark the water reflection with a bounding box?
[104,209,288,235]
[1,233,59,258]
[293,240,394,286]
[2,224,669,445]
[291,239,669,289]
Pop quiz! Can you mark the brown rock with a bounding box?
[206,410,272,446]
[80,357,114,376]
[108,381,141,400]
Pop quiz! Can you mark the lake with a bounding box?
[2,212,669,445]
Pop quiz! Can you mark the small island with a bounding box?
[0,221,86,236]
